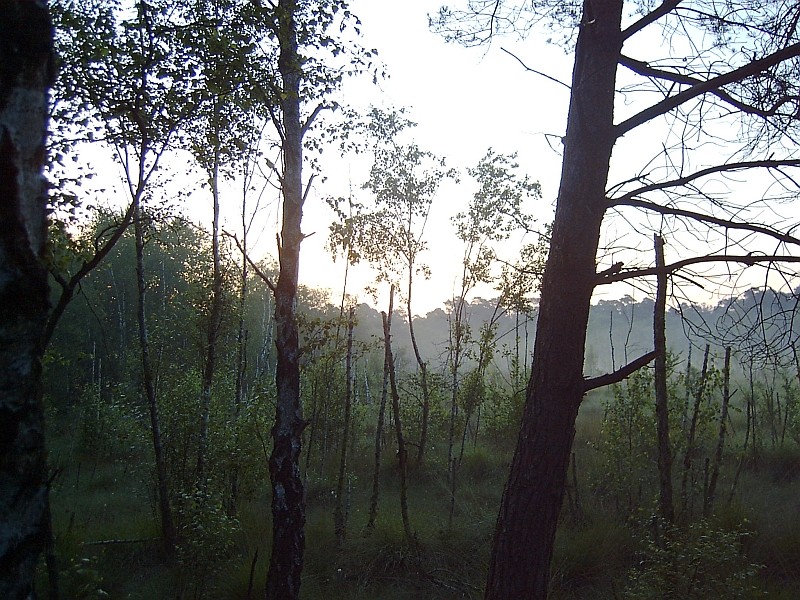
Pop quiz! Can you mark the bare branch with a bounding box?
[609,197,800,246]
[610,159,800,203]
[583,350,657,392]
[301,103,325,138]
[615,41,800,138]
[500,47,570,89]
[598,254,800,285]
[618,54,792,119]
[622,0,682,41]
[223,229,276,292]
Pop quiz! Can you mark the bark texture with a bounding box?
[484,1,623,597]
[266,1,306,597]
[0,2,53,597]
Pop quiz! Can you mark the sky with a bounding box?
[83,1,800,317]
[283,0,574,315]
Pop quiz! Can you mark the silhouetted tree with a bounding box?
[0,2,54,597]
[434,1,800,597]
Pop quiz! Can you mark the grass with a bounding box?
[43,397,800,599]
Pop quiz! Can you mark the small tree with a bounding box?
[330,107,457,467]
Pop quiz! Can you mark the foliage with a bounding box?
[62,555,110,599]
[624,519,763,599]
[593,369,660,518]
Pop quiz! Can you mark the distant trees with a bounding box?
[0,2,54,597]
[434,1,800,597]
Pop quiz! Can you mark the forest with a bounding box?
[2,0,800,599]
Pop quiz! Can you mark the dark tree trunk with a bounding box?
[0,3,53,597]
[229,190,250,515]
[133,200,177,557]
[653,234,674,523]
[406,276,430,467]
[366,287,393,531]
[197,124,224,492]
[384,303,412,540]
[265,1,307,597]
[705,346,731,517]
[334,308,355,545]
[484,2,623,597]
[680,343,710,517]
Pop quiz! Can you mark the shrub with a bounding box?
[624,519,763,599]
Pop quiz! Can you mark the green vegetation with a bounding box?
[16,2,798,598]
[41,226,800,596]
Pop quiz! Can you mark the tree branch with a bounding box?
[610,159,800,203]
[583,350,657,392]
[609,196,800,246]
[43,201,136,348]
[618,54,790,119]
[621,0,682,40]
[500,47,570,89]
[222,229,276,292]
[597,254,800,285]
[615,41,800,138]
[301,103,325,138]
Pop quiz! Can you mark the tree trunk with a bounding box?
[334,308,355,545]
[0,4,53,597]
[366,286,394,531]
[134,200,177,557]
[447,302,465,527]
[265,1,307,597]
[705,346,731,517]
[484,2,623,597]
[680,343,710,517]
[406,274,430,467]
[653,234,674,523]
[197,117,224,493]
[230,186,250,515]
[385,307,412,540]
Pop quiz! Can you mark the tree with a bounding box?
[330,107,456,467]
[434,1,800,597]
[182,0,257,494]
[254,1,373,597]
[0,2,53,597]
[446,150,539,523]
[51,0,204,555]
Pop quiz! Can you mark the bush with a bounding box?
[624,519,763,599]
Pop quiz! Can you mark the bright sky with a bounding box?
[289,0,574,315]
[84,1,800,316]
